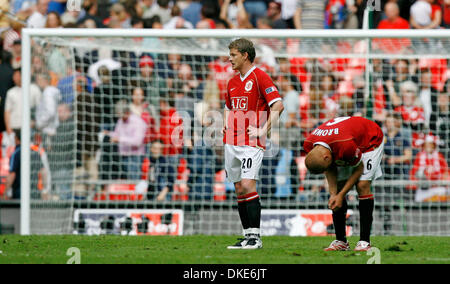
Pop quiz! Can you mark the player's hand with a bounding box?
[328,194,344,211]
[222,126,227,135]
[247,126,265,138]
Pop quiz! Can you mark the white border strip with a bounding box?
[23,28,450,39]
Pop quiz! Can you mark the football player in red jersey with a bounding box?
[223,38,284,249]
[303,116,384,252]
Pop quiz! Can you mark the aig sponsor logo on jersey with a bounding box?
[245,80,253,92]
[231,97,248,110]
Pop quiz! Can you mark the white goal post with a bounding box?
[20,28,450,235]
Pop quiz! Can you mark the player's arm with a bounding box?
[328,162,364,211]
[223,82,232,134]
[223,107,230,134]
[248,100,284,138]
[325,164,338,196]
[260,100,284,136]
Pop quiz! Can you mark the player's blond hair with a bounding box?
[228,38,256,63]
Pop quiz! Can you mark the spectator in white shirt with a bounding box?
[164,4,194,29]
[410,0,432,29]
[35,73,60,138]
[27,0,49,28]
[4,68,42,134]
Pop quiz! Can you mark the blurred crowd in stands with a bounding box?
[0,0,449,203]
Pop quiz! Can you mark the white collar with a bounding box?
[313,142,332,152]
[240,66,256,82]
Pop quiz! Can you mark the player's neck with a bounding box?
[238,63,254,77]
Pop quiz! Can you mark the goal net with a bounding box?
[20,29,450,236]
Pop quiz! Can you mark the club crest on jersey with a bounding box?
[231,97,248,110]
[245,81,253,92]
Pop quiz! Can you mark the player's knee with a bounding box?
[239,179,256,194]
[357,180,372,195]
[234,182,244,196]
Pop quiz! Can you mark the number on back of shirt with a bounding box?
[325,116,351,126]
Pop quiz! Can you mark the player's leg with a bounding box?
[239,146,264,249]
[355,180,374,251]
[225,145,253,249]
[334,180,349,242]
[227,181,251,249]
[325,180,350,251]
[228,179,261,249]
[235,181,250,235]
[354,144,383,251]
[237,178,262,249]
[225,146,245,249]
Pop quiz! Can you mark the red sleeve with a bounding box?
[337,141,362,167]
[256,69,281,107]
[303,140,313,153]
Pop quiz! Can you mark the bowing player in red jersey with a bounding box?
[303,116,384,252]
[223,38,284,250]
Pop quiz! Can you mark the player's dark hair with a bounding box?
[228,38,256,63]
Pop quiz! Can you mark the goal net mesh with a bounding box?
[23,32,449,236]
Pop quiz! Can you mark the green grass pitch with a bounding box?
[0,235,449,264]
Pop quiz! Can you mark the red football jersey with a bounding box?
[224,66,282,150]
[303,117,383,167]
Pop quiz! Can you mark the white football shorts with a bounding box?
[224,144,264,183]
[337,142,384,182]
